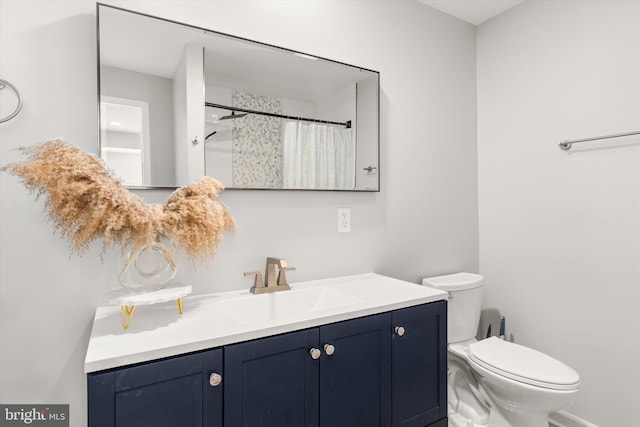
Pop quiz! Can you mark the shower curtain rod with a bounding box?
[558,130,640,150]
[205,102,351,128]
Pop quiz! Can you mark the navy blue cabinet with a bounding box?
[426,419,448,427]
[392,301,447,427]
[87,349,222,427]
[224,329,320,427]
[319,312,392,427]
[223,313,393,427]
[87,301,446,427]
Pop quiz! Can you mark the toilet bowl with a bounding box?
[467,336,580,427]
[422,273,580,427]
[447,341,490,427]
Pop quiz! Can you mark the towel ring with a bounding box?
[0,77,23,123]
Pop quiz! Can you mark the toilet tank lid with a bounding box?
[422,272,483,291]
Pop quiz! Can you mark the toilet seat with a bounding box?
[468,337,580,391]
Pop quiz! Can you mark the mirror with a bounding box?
[98,4,379,191]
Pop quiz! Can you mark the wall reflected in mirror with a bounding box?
[98,4,379,191]
[100,97,149,185]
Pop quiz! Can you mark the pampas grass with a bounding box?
[2,138,235,263]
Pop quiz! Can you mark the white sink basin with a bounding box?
[220,286,363,325]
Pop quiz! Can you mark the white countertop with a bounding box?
[84,273,448,373]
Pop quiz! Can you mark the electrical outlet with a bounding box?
[338,207,351,233]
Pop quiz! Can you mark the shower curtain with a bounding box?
[283,121,355,190]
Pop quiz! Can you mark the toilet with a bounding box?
[422,273,580,427]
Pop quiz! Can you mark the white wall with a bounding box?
[477,1,640,426]
[0,1,478,426]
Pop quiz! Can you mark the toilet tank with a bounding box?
[422,273,483,343]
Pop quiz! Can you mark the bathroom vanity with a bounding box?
[85,274,448,427]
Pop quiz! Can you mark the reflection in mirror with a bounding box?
[100,97,150,186]
[98,4,379,190]
[204,99,356,190]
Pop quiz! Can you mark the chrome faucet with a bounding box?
[245,257,295,294]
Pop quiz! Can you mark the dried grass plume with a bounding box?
[1,138,235,263]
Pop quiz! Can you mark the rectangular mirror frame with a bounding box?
[97,3,380,191]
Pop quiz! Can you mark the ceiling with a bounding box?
[417,0,526,25]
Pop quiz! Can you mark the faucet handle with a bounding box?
[244,271,264,288]
[277,266,296,286]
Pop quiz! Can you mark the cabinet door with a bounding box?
[427,418,448,427]
[87,349,222,427]
[319,312,392,427]
[392,301,447,427]
[224,329,320,427]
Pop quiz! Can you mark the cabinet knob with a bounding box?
[191,136,200,146]
[209,372,222,387]
[395,326,405,337]
[324,344,335,356]
[310,348,321,360]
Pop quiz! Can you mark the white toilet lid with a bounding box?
[468,337,580,390]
